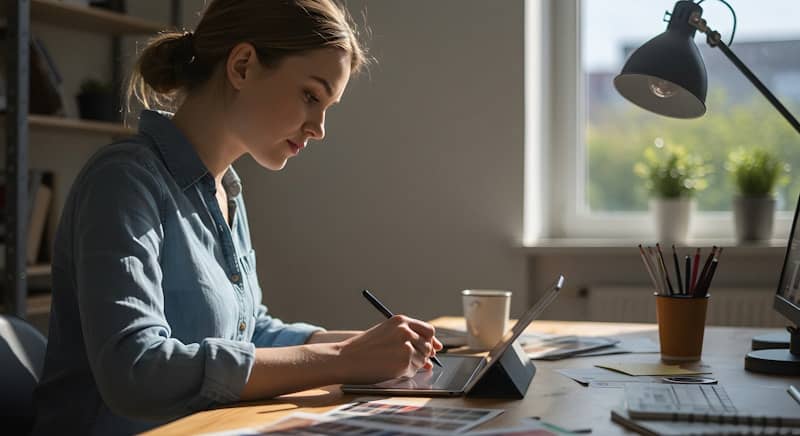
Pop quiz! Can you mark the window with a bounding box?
[526,0,800,242]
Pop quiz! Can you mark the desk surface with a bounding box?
[144,319,799,435]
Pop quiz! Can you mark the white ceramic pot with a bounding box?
[650,197,694,244]
[733,196,775,242]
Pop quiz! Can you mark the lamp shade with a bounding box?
[614,1,707,118]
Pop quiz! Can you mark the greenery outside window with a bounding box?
[526,0,800,242]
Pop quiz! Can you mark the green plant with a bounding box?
[634,144,711,198]
[726,147,789,196]
[79,78,111,95]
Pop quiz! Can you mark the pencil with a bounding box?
[639,244,662,295]
[656,243,675,295]
[648,247,668,295]
[697,258,719,297]
[690,248,701,293]
[696,246,717,289]
[672,245,684,295]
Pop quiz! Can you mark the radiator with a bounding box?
[585,286,787,327]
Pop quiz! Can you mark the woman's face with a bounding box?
[228,47,352,170]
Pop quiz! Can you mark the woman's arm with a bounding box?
[305,330,360,343]
[239,315,443,400]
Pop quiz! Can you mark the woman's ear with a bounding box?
[226,42,258,91]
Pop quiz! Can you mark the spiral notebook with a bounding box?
[624,383,800,427]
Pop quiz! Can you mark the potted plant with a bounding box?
[727,148,789,242]
[634,144,710,243]
[76,78,114,121]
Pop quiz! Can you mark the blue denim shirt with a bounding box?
[33,110,323,435]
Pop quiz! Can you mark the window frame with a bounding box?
[524,0,793,244]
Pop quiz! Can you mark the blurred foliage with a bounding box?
[727,147,790,196]
[634,143,710,198]
[587,89,800,211]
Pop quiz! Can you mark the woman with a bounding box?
[32,1,441,434]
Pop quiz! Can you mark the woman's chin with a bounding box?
[252,154,289,171]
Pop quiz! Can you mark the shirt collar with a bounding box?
[138,109,241,197]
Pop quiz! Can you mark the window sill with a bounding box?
[517,238,787,255]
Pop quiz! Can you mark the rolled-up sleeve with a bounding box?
[73,159,255,421]
[251,305,324,347]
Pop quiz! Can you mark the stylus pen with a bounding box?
[789,385,800,406]
[361,289,444,367]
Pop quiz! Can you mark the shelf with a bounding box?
[25,292,52,316]
[27,264,52,278]
[27,0,166,35]
[0,114,134,136]
[29,114,134,135]
[0,292,52,317]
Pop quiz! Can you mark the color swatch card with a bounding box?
[323,400,504,434]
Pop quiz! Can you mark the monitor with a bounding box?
[745,192,800,375]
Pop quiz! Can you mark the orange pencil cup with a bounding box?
[655,294,709,362]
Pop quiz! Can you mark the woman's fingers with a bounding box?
[403,317,436,341]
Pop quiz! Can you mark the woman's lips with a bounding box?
[287,140,303,155]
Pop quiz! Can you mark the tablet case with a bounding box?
[467,341,536,399]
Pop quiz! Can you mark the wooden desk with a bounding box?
[145,319,800,435]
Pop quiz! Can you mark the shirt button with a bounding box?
[239,322,246,332]
[231,274,240,282]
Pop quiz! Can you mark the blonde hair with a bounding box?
[126,0,367,114]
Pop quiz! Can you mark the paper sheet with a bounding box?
[465,417,574,435]
[556,367,662,388]
[571,337,659,357]
[595,362,712,376]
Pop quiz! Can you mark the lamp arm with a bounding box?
[689,12,800,136]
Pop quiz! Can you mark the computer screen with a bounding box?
[774,192,800,326]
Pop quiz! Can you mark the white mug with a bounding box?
[462,289,512,351]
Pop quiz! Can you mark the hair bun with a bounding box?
[175,32,195,64]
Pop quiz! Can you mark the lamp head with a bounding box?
[614,0,708,118]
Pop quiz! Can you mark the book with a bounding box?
[0,28,64,115]
[611,408,794,436]
[27,171,53,265]
[0,170,54,264]
[624,383,800,428]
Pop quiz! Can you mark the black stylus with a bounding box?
[361,289,444,368]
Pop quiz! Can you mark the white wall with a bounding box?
[232,0,528,329]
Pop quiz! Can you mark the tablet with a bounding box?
[341,275,564,396]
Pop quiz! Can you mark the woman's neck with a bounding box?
[171,89,244,184]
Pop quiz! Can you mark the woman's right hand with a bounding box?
[336,315,442,384]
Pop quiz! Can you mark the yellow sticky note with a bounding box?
[595,363,712,376]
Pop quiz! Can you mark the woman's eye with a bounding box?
[304,91,320,104]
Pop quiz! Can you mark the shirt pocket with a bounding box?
[240,249,262,315]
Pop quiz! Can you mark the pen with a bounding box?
[361,289,443,368]
[684,255,691,296]
[789,385,800,406]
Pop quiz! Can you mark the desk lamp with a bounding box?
[613,0,800,374]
